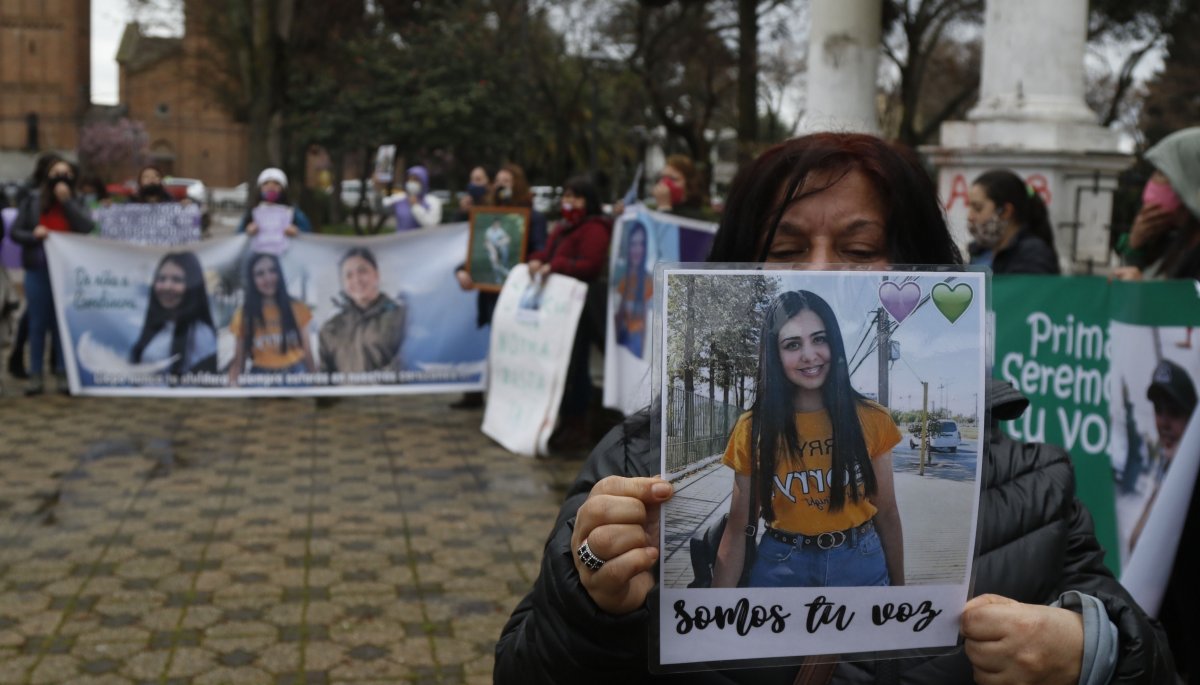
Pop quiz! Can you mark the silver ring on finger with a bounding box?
[577,538,607,571]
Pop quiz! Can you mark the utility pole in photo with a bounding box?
[877,307,890,406]
[919,380,930,476]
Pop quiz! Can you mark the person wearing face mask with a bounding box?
[9,157,95,395]
[451,163,546,409]
[1114,127,1200,282]
[452,165,492,222]
[7,152,61,381]
[650,154,715,222]
[382,165,443,231]
[133,165,175,204]
[525,176,613,450]
[237,168,313,236]
[496,134,1176,685]
[966,169,1060,274]
[77,176,110,214]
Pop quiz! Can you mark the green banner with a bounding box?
[994,276,1117,570]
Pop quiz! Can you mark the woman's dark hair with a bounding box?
[622,222,649,318]
[131,252,216,374]
[563,175,602,218]
[241,252,302,361]
[38,157,77,216]
[708,133,962,266]
[752,290,876,518]
[339,246,378,271]
[972,169,1058,263]
[80,175,109,200]
[138,165,164,187]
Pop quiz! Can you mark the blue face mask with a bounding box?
[466,183,488,202]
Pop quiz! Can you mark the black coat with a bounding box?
[971,229,1060,275]
[8,191,94,271]
[495,380,1175,684]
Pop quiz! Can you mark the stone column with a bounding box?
[927,0,1130,272]
[802,0,882,135]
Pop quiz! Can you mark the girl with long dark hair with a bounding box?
[228,252,315,385]
[713,289,903,588]
[130,252,218,375]
[613,221,652,358]
[9,156,95,394]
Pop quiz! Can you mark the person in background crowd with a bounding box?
[9,156,95,395]
[133,165,174,204]
[967,169,1060,274]
[452,165,491,222]
[1114,127,1200,282]
[237,168,313,236]
[78,176,110,213]
[228,252,315,385]
[651,154,714,222]
[6,152,60,380]
[383,165,442,231]
[130,251,218,375]
[451,163,546,410]
[524,175,612,450]
[496,133,1176,684]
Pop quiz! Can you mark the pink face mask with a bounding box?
[1142,179,1182,213]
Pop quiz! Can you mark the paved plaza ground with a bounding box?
[0,386,585,684]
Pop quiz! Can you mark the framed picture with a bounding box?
[466,206,531,293]
[654,266,987,671]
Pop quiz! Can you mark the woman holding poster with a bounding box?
[130,252,218,375]
[229,253,315,384]
[712,289,904,588]
[497,133,1175,684]
[237,168,312,237]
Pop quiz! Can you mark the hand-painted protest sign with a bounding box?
[44,225,488,396]
[993,276,1200,612]
[604,208,718,415]
[94,203,202,246]
[251,204,293,255]
[482,265,588,456]
[1,207,19,269]
[656,268,988,669]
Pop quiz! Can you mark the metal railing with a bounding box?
[664,388,744,473]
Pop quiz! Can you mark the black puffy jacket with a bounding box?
[495,380,1175,684]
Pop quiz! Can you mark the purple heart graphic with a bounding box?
[878,281,921,324]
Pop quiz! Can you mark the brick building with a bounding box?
[0,0,90,167]
[116,9,247,187]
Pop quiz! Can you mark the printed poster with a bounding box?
[251,204,293,255]
[656,268,987,668]
[604,208,718,415]
[1,207,20,269]
[482,265,588,456]
[44,225,488,396]
[93,203,202,246]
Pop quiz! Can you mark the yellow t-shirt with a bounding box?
[616,273,653,335]
[722,401,901,535]
[230,300,312,370]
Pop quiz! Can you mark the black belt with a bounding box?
[766,520,874,550]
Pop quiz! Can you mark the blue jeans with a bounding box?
[24,268,62,377]
[749,522,890,588]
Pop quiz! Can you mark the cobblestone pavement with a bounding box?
[0,386,586,684]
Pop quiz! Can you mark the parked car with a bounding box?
[530,185,561,215]
[164,177,210,210]
[909,419,961,452]
[340,179,379,211]
[212,183,249,211]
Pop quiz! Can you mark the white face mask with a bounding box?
[968,215,1008,248]
[405,181,422,196]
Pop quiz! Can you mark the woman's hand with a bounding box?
[1111,266,1143,281]
[570,475,673,615]
[285,225,300,237]
[962,594,1084,685]
[33,225,50,240]
[455,269,475,290]
[245,221,259,236]
[1129,204,1174,250]
[526,259,552,278]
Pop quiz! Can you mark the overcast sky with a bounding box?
[91,0,126,105]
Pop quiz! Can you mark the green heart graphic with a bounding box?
[931,282,972,323]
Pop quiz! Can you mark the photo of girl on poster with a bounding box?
[229,252,315,385]
[613,221,653,359]
[714,289,904,588]
[318,247,406,374]
[129,252,218,376]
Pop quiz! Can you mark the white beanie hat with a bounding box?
[257,167,288,189]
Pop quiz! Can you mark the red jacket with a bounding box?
[528,215,612,283]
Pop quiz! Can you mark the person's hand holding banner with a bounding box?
[962,594,1084,685]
